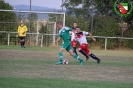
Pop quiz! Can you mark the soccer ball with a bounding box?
[63,59,68,65]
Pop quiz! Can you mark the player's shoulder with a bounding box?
[64,26,72,30]
[19,24,26,27]
[64,26,70,29]
[83,31,88,33]
[82,31,89,35]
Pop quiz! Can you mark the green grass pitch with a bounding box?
[0,45,133,88]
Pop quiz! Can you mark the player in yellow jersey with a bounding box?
[17,20,28,48]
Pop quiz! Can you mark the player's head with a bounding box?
[76,27,81,33]
[73,22,77,28]
[20,20,24,25]
[56,21,63,29]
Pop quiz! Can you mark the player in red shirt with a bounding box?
[75,27,101,63]
[71,22,78,55]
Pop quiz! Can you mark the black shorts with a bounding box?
[19,37,25,40]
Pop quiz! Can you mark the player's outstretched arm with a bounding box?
[55,37,61,44]
[88,32,96,42]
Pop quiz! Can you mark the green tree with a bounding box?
[92,16,120,49]
[39,24,47,33]
[65,14,90,31]
[0,0,17,31]
[63,0,90,17]
[63,0,133,49]
[0,0,17,45]
[48,9,64,22]
[27,13,38,32]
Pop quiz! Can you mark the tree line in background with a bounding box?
[0,0,133,49]
[62,0,133,49]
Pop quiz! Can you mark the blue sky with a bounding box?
[4,0,63,9]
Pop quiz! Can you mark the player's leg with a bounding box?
[88,51,101,63]
[73,47,78,55]
[78,44,89,61]
[19,37,23,48]
[67,45,84,66]
[56,47,66,65]
[22,37,25,48]
[71,41,78,55]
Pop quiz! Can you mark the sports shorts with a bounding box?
[19,37,25,40]
[61,41,72,51]
[79,43,90,54]
[71,41,77,47]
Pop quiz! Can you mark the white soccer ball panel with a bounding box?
[63,59,68,64]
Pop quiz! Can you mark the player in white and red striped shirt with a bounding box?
[71,22,78,55]
[75,27,101,63]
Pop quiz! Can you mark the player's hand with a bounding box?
[55,41,58,44]
[16,35,18,37]
[73,39,77,42]
[92,37,96,42]
[22,32,25,35]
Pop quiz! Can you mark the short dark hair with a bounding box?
[74,22,77,24]
[76,26,80,28]
[56,21,63,25]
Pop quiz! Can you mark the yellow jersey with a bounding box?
[17,25,28,37]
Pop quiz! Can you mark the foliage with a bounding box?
[63,0,90,17]
[48,13,64,22]
[65,14,90,30]
[0,0,17,45]
[39,23,51,46]
[27,13,38,32]
[0,0,17,31]
[62,0,133,49]
[93,16,120,36]
[39,24,47,33]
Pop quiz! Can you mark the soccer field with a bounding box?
[0,45,133,88]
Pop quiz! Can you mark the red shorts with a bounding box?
[71,41,77,47]
[79,43,90,54]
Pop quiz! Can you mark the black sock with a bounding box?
[23,41,25,46]
[20,42,23,47]
[73,47,78,55]
[79,50,88,57]
[89,53,99,61]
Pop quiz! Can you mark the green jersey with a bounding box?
[59,27,72,42]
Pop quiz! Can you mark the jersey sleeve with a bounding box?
[83,31,89,35]
[64,27,72,31]
[24,25,28,31]
[17,26,20,33]
[69,31,72,35]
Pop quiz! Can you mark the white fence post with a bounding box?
[41,34,43,47]
[105,38,107,50]
[7,32,10,46]
[36,21,39,46]
[53,22,56,45]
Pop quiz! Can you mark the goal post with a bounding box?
[0,9,65,46]
[0,9,65,26]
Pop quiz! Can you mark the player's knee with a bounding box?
[88,52,91,55]
[68,50,74,56]
[70,53,73,56]
[59,48,65,52]
[78,48,81,51]
[73,53,77,58]
[70,51,74,56]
